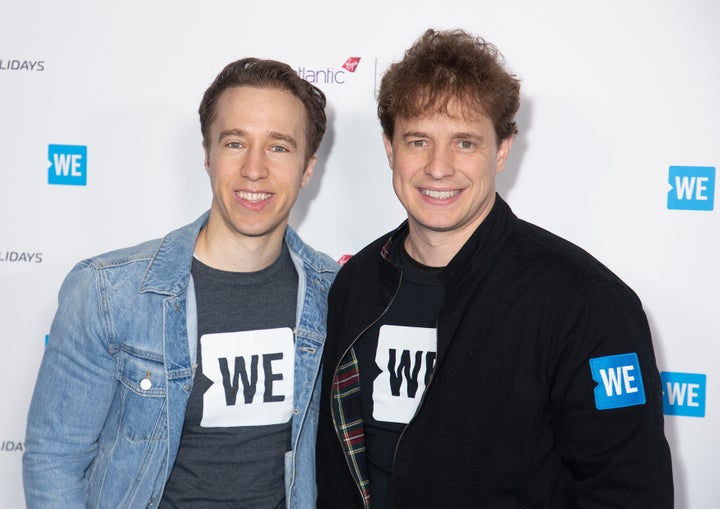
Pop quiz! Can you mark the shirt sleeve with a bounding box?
[548,279,673,507]
[23,261,119,509]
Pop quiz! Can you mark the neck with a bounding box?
[403,229,463,268]
[404,216,487,268]
[194,221,284,273]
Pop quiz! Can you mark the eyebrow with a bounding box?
[452,131,484,141]
[400,130,428,140]
[217,128,246,142]
[217,128,298,149]
[268,131,298,149]
[401,130,485,142]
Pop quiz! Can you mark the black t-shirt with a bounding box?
[160,243,298,508]
[355,241,445,509]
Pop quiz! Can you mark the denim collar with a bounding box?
[139,212,208,296]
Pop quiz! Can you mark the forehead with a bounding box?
[394,106,496,138]
[396,92,493,127]
[404,87,488,118]
[212,86,307,132]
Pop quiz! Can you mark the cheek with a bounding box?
[391,168,403,189]
[393,165,418,191]
[206,154,235,177]
[391,170,412,201]
[279,167,309,194]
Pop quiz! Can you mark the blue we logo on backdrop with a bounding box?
[48,144,87,186]
[667,165,715,211]
[661,371,706,417]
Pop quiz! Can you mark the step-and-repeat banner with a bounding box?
[1,1,717,507]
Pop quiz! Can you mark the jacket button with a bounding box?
[140,370,153,391]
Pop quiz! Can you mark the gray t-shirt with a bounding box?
[160,243,298,508]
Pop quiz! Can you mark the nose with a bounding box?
[240,146,270,181]
[425,146,455,179]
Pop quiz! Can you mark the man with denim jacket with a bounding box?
[23,58,338,508]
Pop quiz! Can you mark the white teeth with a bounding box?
[237,191,272,201]
[421,189,459,199]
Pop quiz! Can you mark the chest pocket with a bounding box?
[117,348,168,441]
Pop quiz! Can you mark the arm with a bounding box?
[550,280,673,507]
[23,262,119,508]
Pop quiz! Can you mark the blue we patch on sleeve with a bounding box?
[589,353,646,410]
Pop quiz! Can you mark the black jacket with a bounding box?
[316,196,673,508]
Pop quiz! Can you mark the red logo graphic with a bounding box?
[337,254,353,265]
[342,57,361,73]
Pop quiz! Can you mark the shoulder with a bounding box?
[62,240,162,297]
[505,219,643,315]
[330,228,399,300]
[79,238,161,271]
[337,229,394,274]
[513,220,627,285]
[284,227,340,281]
[65,216,205,290]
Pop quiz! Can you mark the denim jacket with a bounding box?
[23,213,338,509]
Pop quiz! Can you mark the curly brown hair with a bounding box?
[378,29,520,145]
[199,58,327,163]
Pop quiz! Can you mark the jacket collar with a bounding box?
[442,194,517,286]
[138,213,330,296]
[139,212,208,296]
[284,224,335,275]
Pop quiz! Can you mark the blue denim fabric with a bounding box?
[23,212,338,509]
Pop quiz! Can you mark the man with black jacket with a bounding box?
[316,28,673,508]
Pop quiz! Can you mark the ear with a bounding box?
[300,154,317,188]
[203,142,211,173]
[495,136,514,175]
[383,134,395,169]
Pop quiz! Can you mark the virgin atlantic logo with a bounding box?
[297,57,362,85]
[342,57,361,72]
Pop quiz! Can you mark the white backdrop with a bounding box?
[1,1,718,507]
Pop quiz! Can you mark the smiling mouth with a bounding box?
[237,191,272,202]
[421,189,460,200]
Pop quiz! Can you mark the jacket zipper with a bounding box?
[390,315,439,471]
[330,270,404,508]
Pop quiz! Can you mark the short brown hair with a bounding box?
[199,58,327,162]
[378,29,520,144]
